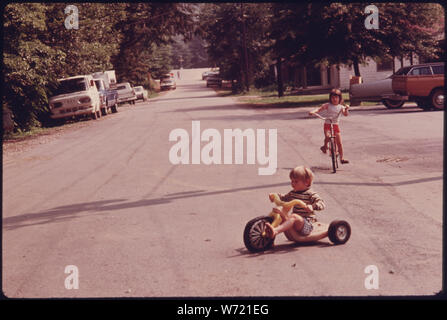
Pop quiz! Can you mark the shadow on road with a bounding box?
[4,175,440,231]
[230,240,333,258]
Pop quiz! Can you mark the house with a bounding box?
[279,56,418,93]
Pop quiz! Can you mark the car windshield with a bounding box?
[54,78,87,95]
[134,87,142,92]
[94,80,104,90]
[116,85,127,90]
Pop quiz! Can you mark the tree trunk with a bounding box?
[241,3,249,92]
[353,57,361,77]
[302,66,307,89]
[277,58,284,98]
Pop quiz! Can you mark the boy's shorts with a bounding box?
[300,217,314,236]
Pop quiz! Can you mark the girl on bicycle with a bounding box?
[309,88,350,164]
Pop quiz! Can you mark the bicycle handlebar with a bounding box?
[269,193,307,211]
[310,112,328,121]
[310,107,347,122]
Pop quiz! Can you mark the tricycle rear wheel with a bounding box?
[243,216,274,253]
[328,220,351,245]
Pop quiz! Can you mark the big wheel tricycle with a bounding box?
[243,193,351,253]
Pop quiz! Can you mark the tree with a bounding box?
[112,3,196,84]
[375,3,444,67]
[199,3,272,93]
[171,35,210,69]
[3,3,66,131]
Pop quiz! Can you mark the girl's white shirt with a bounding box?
[321,103,344,124]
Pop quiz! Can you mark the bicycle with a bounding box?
[310,111,342,173]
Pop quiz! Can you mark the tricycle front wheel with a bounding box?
[243,216,274,253]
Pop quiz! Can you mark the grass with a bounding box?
[148,91,159,99]
[216,86,378,108]
[3,94,164,141]
[3,125,62,141]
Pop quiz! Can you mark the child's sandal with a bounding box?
[264,223,275,239]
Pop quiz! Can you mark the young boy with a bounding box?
[309,88,350,164]
[265,166,325,239]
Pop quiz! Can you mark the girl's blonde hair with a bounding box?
[289,166,314,186]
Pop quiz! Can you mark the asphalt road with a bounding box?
[2,68,443,298]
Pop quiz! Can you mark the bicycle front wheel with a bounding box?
[330,138,337,173]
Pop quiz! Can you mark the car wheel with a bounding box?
[430,88,444,110]
[382,99,404,109]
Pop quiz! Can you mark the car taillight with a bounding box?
[79,97,91,104]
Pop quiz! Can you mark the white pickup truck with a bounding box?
[49,75,102,120]
[116,82,137,105]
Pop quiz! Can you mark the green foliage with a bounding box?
[3,3,196,132]
[199,3,273,92]
[171,35,209,69]
[3,3,443,133]
[201,2,444,89]
[3,3,65,130]
[112,3,196,84]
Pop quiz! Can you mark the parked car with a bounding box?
[134,86,149,101]
[160,73,175,82]
[49,75,102,120]
[116,82,137,105]
[93,78,118,114]
[202,71,212,80]
[349,74,406,109]
[203,70,219,80]
[160,78,177,90]
[392,62,444,110]
[206,74,222,88]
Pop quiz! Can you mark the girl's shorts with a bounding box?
[324,123,340,133]
[300,217,314,236]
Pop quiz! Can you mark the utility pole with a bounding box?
[179,55,184,69]
[241,3,250,92]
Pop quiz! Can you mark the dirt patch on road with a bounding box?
[376,156,410,163]
[2,120,94,158]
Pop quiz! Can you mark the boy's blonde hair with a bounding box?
[289,166,314,186]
